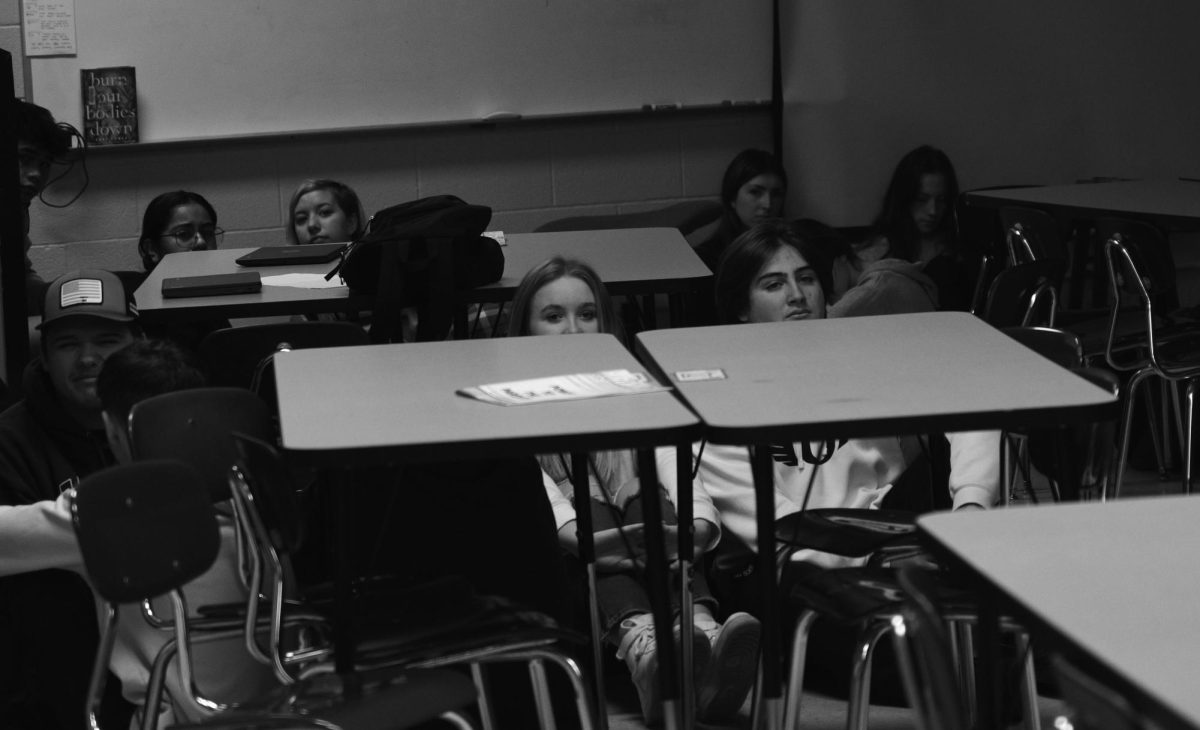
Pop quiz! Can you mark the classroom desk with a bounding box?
[133,248,367,322]
[920,496,1200,730]
[273,334,703,729]
[634,311,1119,730]
[963,179,1200,229]
[135,228,710,329]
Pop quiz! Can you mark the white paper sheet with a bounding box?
[23,0,76,56]
[458,368,668,406]
[261,273,347,290]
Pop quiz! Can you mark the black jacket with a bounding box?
[0,360,128,729]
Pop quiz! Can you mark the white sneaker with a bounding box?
[616,615,712,725]
[697,612,761,721]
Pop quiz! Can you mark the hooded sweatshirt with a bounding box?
[0,359,125,729]
[828,257,939,318]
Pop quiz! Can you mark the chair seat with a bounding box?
[774,508,918,559]
[170,667,477,730]
[783,565,972,625]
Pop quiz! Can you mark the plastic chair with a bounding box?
[1102,218,1200,497]
[127,387,275,502]
[198,321,369,393]
[71,459,478,730]
[889,565,974,730]
[227,432,595,730]
[981,261,1060,329]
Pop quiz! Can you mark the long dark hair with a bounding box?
[138,191,218,271]
[714,220,831,324]
[872,145,959,262]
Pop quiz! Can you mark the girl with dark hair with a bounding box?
[669,219,996,565]
[286,179,366,246]
[510,257,761,725]
[866,145,973,311]
[694,148,788,272]
[138,191,221,271]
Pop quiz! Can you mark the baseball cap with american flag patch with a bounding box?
[37,269,138,330]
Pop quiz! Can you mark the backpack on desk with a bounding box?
[335,195,505,343]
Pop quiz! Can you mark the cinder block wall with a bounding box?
[21,111,769,280]
[2,0,770,282]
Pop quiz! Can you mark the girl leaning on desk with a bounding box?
[654,219,999,698]
[508,256,762,725]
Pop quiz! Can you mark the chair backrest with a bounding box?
[1099,217,1178,370]
[983,260,1060,328]
[891,564,972,730]
[73,460,219,604]
[1001,326,1083,369]
[999,206,1068,267]
[72,460,219,730]
[129,387,275,502]
[231,431,306,556]
[534,199,723,235]
[199,321,369,390]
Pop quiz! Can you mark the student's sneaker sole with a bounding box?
[697,612,761,722]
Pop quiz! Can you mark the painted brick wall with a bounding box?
[23,111,769,281]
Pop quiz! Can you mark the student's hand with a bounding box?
[594,525,647,573]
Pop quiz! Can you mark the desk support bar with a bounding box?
[750,445,782,730]
[676,443,695,730]
[571,452,608,730]
[637,448,681,730]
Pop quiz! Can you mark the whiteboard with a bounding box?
[29,0,772,142]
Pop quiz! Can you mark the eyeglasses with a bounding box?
[162,225,224,247]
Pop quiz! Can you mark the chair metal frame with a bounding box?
[1104,228,1200,497]
[227,432,595,730]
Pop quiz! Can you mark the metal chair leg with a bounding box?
[1185,380,1197,495]
[782,610,818,730]
[847,622,893,730]
[1113,368,1157,499]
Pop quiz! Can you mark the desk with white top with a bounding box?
[920,496,1200,730]
[133,248,365,322]
[963,179,1200,229]
[634,311,1119,730]
[273,333,702,729]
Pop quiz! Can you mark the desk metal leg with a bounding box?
[977,584,1003,730]
[571,453,608,730]
[676,444,695,730]
[637,449,681,730]
[325,469,359,694]
[750,446,781,730]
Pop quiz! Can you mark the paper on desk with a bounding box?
[261,273,347,289]
[457,368,668,406]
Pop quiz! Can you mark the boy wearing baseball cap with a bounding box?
[0,269,139,729]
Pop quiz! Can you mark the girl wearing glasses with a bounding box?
[508,256,761,725]
[138,191,222,271]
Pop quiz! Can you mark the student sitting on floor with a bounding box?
[507,256,762,724]
[865,144,974,312]
[657,220,997,568]
[286,178,366,246]
[0,338,273,728]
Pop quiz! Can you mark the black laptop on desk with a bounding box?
[235,242,348,267]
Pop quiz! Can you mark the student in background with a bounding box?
[0,339,274,728]
[286,179,366,245]
[658,220,996,569]
[508,256,761,725]
[0,270,141,729]
[694,148,788,272]
[138,190,222,273]
[16,99,74,314]
[867,145,973,311]
[136,191,227,350]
